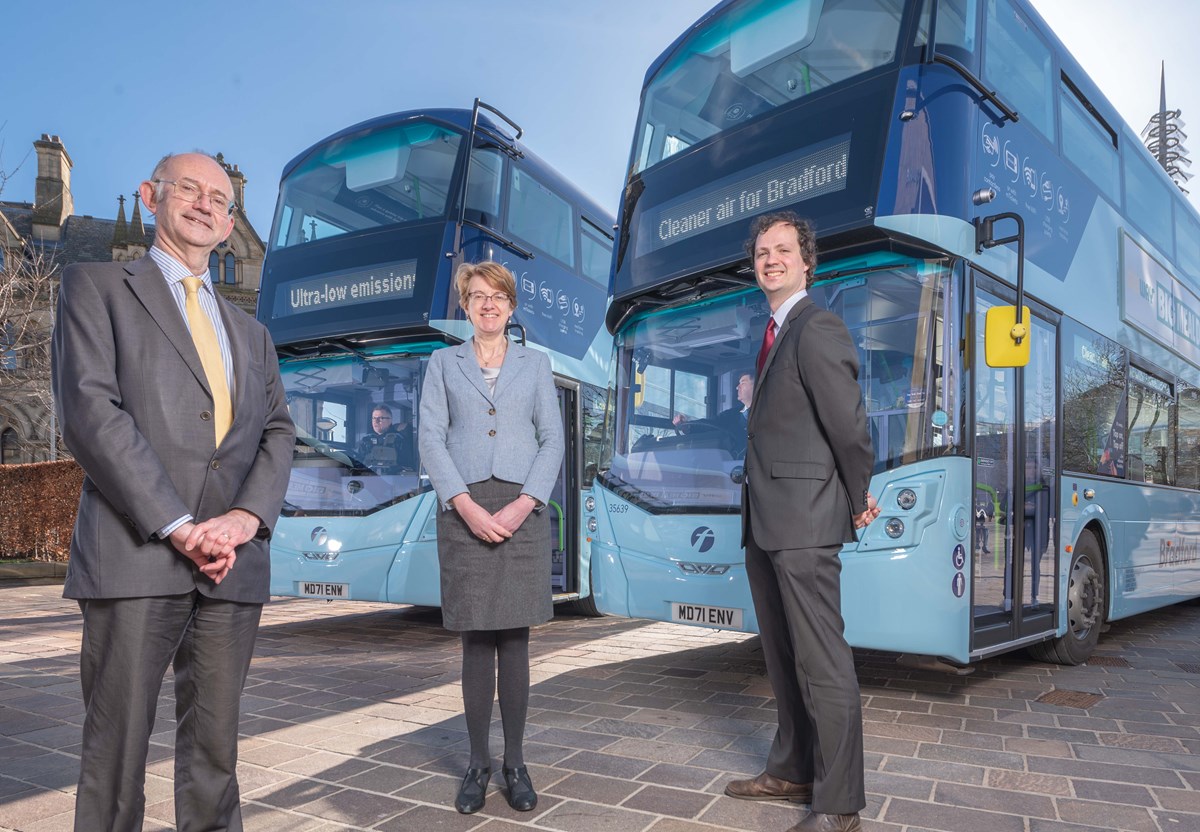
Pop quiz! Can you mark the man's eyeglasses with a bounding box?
[467,291,511,306]
[154,179,236,216]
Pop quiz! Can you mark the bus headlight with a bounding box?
[587,517,598,533]
[896,488,917,510]
[885,518,905,538]
[585,496,596,512]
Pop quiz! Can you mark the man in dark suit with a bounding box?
[724,212,878,832]
[52,151,294,831]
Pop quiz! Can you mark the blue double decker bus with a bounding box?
[259,101,613,612]
[587,0,1200,665]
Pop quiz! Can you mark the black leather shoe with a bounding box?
[503,765,537,812]
[455,767,490,814]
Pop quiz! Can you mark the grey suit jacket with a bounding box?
[52,255,295,602]
[742,297,874,551]
[419,339,564,507]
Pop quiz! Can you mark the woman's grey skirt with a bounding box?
[436,477,552,631]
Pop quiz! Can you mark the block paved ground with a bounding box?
[2,582,1200,831]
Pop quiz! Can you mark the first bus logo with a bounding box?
[691,526,716,553]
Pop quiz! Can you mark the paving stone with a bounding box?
[1055,798,1158,832]
[375,803,487,832]
[621,783,714,818]
[298,786,411,826]
[537,798,655,832]
[883,797,1025,831]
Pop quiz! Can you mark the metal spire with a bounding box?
[1142,62,1192,193]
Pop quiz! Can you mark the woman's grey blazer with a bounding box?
[419,339,564,506]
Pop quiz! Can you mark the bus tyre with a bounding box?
[562,558,603,618]
[1027,530,1106,666]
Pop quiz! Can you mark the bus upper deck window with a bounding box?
[729,0,823,77]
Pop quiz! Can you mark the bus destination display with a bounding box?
[274,258,418,318]
[637,135,850,257]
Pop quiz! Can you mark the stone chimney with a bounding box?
[216,153,246,212]
[32,134,74,241]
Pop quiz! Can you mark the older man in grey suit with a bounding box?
[723,212,878,832]
[52,151,294,831]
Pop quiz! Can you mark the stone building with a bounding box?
[0,135,268,463]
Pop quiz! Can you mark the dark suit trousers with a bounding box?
[75,592,261,832]
[745,529,865,815]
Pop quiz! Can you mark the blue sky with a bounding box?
[4,0,1200,236]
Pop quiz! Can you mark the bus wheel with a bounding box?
[1027,529,1106,666]
[561,557,603,618]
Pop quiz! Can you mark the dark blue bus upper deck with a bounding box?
[258,107,614,366]
[608,0,1200,334]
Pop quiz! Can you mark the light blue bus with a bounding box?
[586,0,1200,665]
[257,102,613,613]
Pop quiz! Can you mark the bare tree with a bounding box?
[0,136,68,462]
[0,245,64,461]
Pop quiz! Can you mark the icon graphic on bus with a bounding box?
[690,526,716,553]
[952,571,966,598]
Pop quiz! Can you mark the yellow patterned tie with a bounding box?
[182,277,232,445]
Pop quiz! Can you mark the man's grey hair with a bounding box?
[149,151,225,200]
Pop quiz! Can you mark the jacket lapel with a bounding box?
[758,296,812,381]
[123,255,211,395]
[455,338,493,404]
[491,342,527,400]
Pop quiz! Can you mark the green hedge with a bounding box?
[0,461,83,561]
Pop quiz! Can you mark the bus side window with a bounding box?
[465,148,503,225]
[506,167,575,268]
[982,0,1053,141]
[1061,320,1126,478]
[1176,384,1200,490]
[580,216,613,287]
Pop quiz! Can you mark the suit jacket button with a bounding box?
[211,459,221,470]
[488,429,496,437]
[200,411,211,421]
[488,408,496,415]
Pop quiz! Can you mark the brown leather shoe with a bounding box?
[787,810,862,832]
[723,771,813,802]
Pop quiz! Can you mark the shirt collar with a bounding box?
[149,246,214,293]
[771,288,808,327]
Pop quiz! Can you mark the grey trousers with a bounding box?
[744,531,866,815]
[74,592,262,832]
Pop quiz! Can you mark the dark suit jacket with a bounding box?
[742,296,874,551]
[52,255,295,603]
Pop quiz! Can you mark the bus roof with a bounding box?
[279,107,613,223]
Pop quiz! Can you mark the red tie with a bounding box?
[756,319,777,376]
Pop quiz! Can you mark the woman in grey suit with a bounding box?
[419,261,564,815]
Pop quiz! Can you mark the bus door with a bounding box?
[971,283,1058,654]
[551,378,581,600]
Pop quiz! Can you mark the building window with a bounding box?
[208,252,220,285]
[224,252,237,285]
[1,427,18,464]
[1,321,16,370]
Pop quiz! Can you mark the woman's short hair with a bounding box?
[455,261,518,310]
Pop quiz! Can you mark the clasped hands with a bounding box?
[853,493,881,530]
[452,493,535,544]
[169,508,261,584]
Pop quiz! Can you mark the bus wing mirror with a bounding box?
[984,305,1031,368]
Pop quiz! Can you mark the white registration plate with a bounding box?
[671,602,743,629]
[298,581,348,599]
